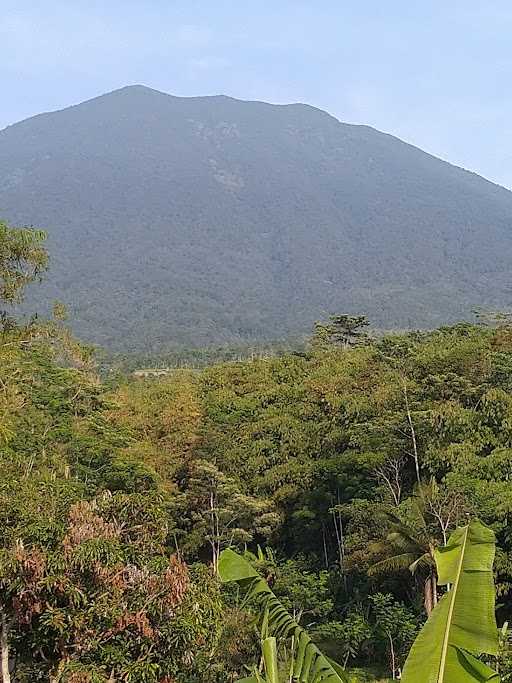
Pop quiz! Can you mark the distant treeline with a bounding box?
[102,339,306,373]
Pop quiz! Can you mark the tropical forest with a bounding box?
[1,218,512,682]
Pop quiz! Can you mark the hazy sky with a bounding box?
[3,1,512,187]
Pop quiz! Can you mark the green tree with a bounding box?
[371,593,418,679]
[313,609,372,668]
[311,315,370,350]
[369,484,467,616]
[0,220,47,307]
[1,492,225,682]
[184,460,279,571]
[271,557,334,624]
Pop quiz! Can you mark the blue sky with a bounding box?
[3,1,512,187]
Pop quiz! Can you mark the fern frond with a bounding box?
[368,552,418,576]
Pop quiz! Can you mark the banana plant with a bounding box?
[401,519,500,682]
[236,637,278,683]
[218,548,349,682]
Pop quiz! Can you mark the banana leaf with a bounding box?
[401,519,500,682]
[219,548,348,683]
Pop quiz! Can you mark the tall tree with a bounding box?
[369,485,467,616]
[311,314,370,350]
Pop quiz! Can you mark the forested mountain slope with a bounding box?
[1,85,512,350]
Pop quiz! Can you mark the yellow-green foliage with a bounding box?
[3,314,512,680]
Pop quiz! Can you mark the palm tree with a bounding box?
[369,481,467,616]
[369,510,437,615]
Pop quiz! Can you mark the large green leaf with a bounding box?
[219,549,348,683]
[401,520,500,682]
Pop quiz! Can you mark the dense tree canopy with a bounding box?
[3,262,512,679]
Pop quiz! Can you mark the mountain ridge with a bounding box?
[1,85,511,350]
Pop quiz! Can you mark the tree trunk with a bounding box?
[322,524,329,568]
[403,380,422,492]
[424,575,434,616]
[388,632,396,679]
[1,612,10,683]
[423,571,438,616]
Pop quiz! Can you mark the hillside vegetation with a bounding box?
[3,218,512,678]
[2,85,512,349]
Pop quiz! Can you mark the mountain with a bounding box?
[1,84,511,350]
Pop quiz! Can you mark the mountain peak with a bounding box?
[1,88,512,351]
[104,83,169,97]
